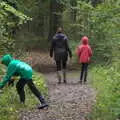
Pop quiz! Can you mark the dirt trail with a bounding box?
[21,71,96,120]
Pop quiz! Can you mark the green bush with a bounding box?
[0,1,31,54]
[90,62,120,120]
[64,0,120,64]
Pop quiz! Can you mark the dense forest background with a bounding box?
[0,0,119,63]
[0,0,120,120]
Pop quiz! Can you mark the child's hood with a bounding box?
[81,36,89,45]
[1,54,13,66]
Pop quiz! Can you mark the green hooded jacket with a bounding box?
[0,54,32,89]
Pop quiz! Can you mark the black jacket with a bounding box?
[50,33,72,61]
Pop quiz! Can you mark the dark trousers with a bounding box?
[16,78,45,104]
[80,63,88,82]
[56,60,67,71]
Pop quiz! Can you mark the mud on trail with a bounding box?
[20,71,96,120]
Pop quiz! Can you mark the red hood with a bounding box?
[81,36,89,45]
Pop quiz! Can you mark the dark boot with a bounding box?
[57,71,61,84]
[63,69,67,84]
[38,97,48,109]
[38,103,48,109]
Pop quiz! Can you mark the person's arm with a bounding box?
[0,64,16,89]
[65,39,72,58]
[50,39,55,58]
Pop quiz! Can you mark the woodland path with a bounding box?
[21,71,96,120]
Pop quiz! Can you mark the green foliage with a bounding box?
[90,62,120,120]
[14,0,50,49]
[0,64,48,120]
[64,0,120,64]
[1,2,31,24]
[89,0,120,63]
[88,1,120,119]
[69,40,79,63]
[66,1,120,119]
[0,1,31,53]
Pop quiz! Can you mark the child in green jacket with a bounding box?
[0,54,48,109]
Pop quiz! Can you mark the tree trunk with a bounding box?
[70,0,77,22]
[39,16,44,36]
[48,0,63,41]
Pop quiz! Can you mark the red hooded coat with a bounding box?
[76,36,92,63]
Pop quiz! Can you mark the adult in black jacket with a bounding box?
[50,27,72,84]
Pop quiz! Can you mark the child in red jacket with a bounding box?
[76,36,92,84]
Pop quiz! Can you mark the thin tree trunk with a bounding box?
[48,0,63,41]
[39,16,44,36]
[70,0,77,22]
